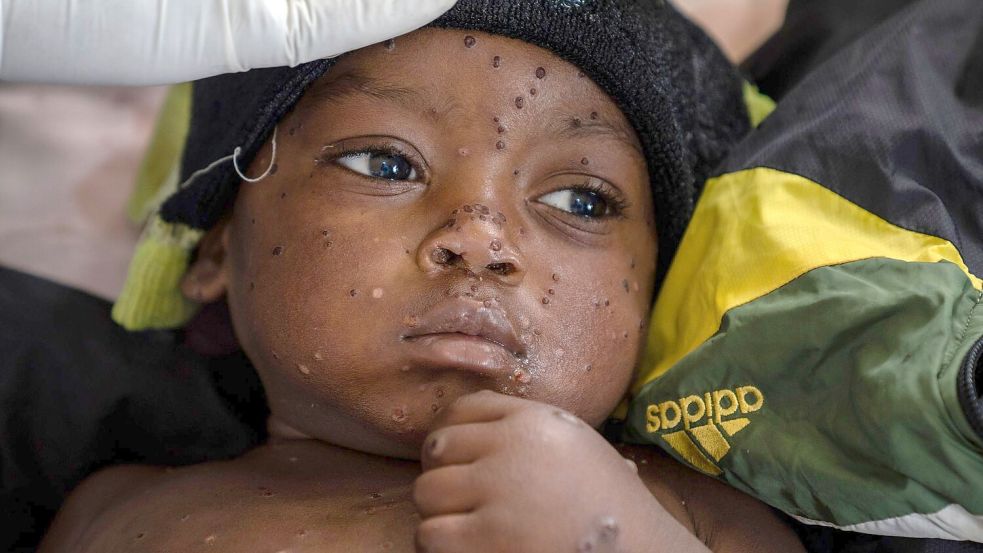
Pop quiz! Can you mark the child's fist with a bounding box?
[412,390,708,553]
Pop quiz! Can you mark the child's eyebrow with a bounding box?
[310,71,465,124]
[308,70,425,111]
[547,114,644,155]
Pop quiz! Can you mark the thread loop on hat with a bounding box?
[234,126,279,183]
[177,126,280,192]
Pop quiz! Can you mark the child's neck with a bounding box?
[265,415,424,462]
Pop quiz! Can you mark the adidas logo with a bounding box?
[644,386,764,475]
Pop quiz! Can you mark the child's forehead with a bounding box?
[301,28,642,155]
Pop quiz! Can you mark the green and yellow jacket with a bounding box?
[626,0,983,541]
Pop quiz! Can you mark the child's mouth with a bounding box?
[400,299,528,377]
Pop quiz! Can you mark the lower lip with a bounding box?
[402,334,518,376]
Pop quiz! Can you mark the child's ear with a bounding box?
[181,220,231,303]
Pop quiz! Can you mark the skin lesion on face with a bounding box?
[183,28,659,459]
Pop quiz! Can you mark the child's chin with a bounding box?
[364,387,485,458]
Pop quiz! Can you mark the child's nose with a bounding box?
[416,205,525,285]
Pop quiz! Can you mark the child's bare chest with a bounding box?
[79,442,422,553]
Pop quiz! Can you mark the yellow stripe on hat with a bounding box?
[128,83,193,224]
[634,167,983,393]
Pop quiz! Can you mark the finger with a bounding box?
[421,422,498,470]
[432,389,529,429]
[413,465,482,518]
[416,513,477,553]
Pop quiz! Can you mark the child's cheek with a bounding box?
[525,254,653,426]
[226,187,402,379]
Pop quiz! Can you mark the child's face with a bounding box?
[190,29,657,459]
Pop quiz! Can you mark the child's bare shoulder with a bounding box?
[39,463,168,553]
[620,445,805,553]
[41,441,422,553]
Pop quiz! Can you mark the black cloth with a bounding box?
[0,267,267,552]
[789,521,983,553]
[742,0,920,101]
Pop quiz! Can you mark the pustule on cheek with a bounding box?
[604,272,647,342]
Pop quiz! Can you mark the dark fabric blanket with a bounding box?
[0,266,267,551]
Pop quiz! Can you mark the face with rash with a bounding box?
[187,29,658,459]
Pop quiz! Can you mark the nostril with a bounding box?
[486,262,516,276]
[430,247,460,266]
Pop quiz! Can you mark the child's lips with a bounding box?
[401,299,527,375]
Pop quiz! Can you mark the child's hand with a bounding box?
[412,390,711,553]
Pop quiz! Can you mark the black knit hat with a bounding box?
[162,0,749,284]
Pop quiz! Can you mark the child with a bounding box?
[39,1,804,552]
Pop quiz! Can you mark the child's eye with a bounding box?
[537,188,612,218]
[336,152,418,181]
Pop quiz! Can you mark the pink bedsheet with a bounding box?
[0,84,165,300]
